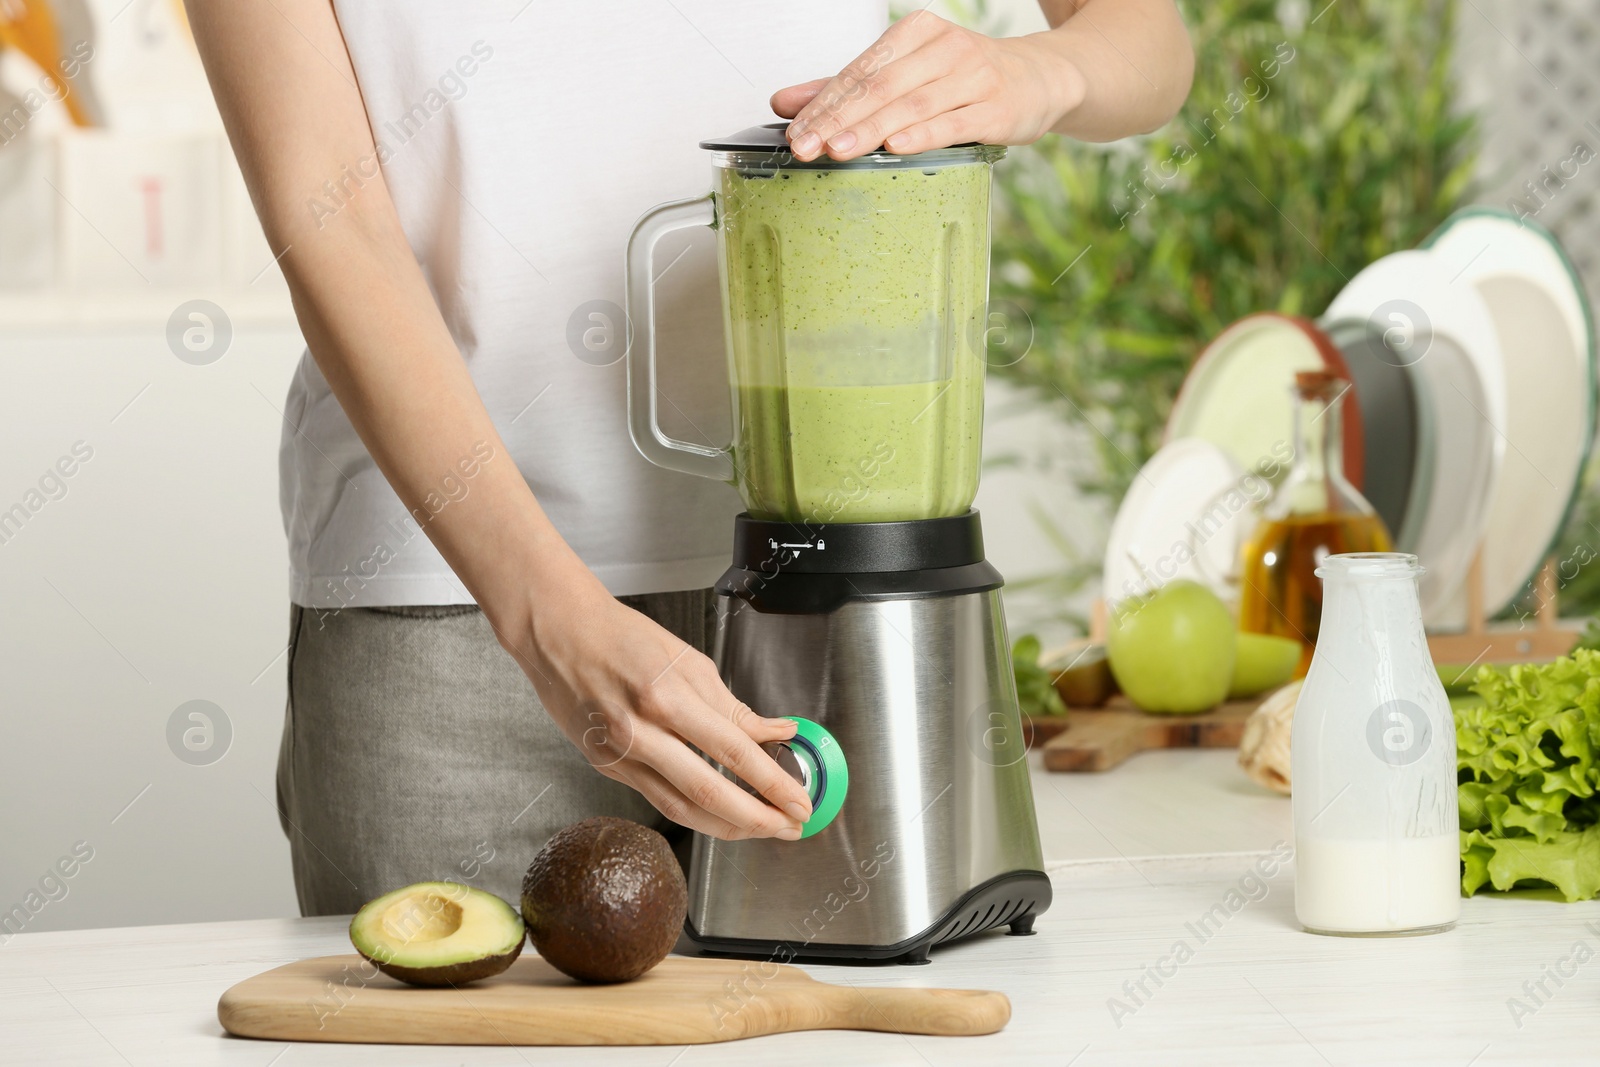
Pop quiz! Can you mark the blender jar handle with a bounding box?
[624,194,735,483]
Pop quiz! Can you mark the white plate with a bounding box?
[1423,209,1596,616]
[1324,249,1508,434]
[1102,438,1254,608]
[1165,313,1363,485]
[1409,334,1502,626]
[1323,250,1510,621]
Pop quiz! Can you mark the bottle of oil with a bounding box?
[1237,371,1392,677]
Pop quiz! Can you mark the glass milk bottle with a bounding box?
[1291,553,1459,935]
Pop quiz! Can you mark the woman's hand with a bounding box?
[773,12,1084,162]
[774,2,1194,155]
[503,571,813,842]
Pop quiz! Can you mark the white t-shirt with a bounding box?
[285,2,887,608]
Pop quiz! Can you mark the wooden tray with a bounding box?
[217,954,1010,1045]
[1039,696,1260,772]
[1021,715,1071,748]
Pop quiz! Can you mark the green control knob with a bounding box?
[768,717,848,839]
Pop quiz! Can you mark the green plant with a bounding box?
[984,0,1477,511]
[1011,633,1069,717]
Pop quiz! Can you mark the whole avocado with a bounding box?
[521,817,687,983]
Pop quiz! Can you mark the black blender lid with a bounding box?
[699,122,792,151]
[699,121,985,154]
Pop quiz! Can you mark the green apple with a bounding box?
[1108,580,1236,714]
[1228,633,1303,699]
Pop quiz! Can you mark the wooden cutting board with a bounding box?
[1040,696,1259,772]
[217,954,1010,1045]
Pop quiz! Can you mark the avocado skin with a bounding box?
[357,940,523,987]
[521,817,687,984]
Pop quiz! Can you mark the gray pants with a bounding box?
[274,591,717,916]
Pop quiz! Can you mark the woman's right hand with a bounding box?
[501,571,813,841]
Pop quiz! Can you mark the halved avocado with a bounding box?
[1047,643,1115,708]
[349,881,524,987]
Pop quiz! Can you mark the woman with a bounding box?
[184,0,1193,913]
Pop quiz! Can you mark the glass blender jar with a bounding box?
[626,123,1004,523]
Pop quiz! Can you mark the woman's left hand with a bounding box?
[772,11,1085,162]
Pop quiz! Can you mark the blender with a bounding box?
[624,123,1049,964]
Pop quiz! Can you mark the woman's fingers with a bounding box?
[787,48,941,159]
[741,713,799,743]
[620,762,750,841]
[631,719,804,839]
[542,601,813,842]
[884,102,995,156]
[823,74,981,161]
[770,77,829,119]
[771,13,1069,161]
[783,14,958,160]
[674,652,795,744]
[688,708,813,823]
[676,657,812,819]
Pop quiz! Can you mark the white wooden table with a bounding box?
[5,752,1598,1065]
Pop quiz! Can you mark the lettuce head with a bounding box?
[1456,649,1600,900]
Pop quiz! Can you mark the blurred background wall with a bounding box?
[1,0,1595,931]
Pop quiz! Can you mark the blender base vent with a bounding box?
[684,869,1053,966]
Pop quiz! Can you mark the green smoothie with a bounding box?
[735,380,982,522]
[716,159,993,523]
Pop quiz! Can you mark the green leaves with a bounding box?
[1012,634,1069,718]
[1455,650,1600,899]
[1461,827,1600,903]
[986,0,1476,508]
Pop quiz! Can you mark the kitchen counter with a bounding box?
[1026,748,1294,863]
[6,752,1599,1065]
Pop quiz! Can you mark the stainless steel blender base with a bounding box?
[685,584,1051,965]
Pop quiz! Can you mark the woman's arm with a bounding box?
[774,0,1194,158]
[184,0,810,841]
